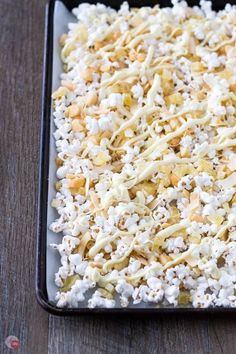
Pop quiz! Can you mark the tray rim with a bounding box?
[36,0,236,316]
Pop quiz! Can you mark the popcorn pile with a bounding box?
[50,1,236,308]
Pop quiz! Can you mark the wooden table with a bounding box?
[0,0,236,353]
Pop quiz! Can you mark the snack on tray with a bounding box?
[50,1,236,308]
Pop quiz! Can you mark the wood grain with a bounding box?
[0,1,236,354]
[48,315,236,354]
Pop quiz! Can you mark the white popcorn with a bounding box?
[180,135,193,149]
[164,237,187,254]
[56,279,95,307]
[85,116,99,135]
[131,83,144,99]
[165,285,179,306]
[127,259,141,274]
[192,290,215,308]
[147,277,162,291]
[98,113,115,132]
[178,175,193,191]
[69,254,82,266]
[105,93,123,108]
[194,173,213,188]
[56,166,69,179]
[116,279,134,307]
[88,291,116,308]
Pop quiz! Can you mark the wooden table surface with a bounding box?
[0,0,236,353]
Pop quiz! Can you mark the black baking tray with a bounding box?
[36,0,236,315]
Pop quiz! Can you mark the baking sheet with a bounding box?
[46,1,76,303]
[36,0,236,315]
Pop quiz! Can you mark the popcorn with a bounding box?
[85,116,99,135]
[131,83,144,100]
[88,291,116,308]
[164,236,187,254]
[192,290,215,308]
[116,279,134,307]
[127,259,141,274]
[50,1,236,309]
[177,175,193,191]
[165,285,179,306]
[194,172,213,188]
